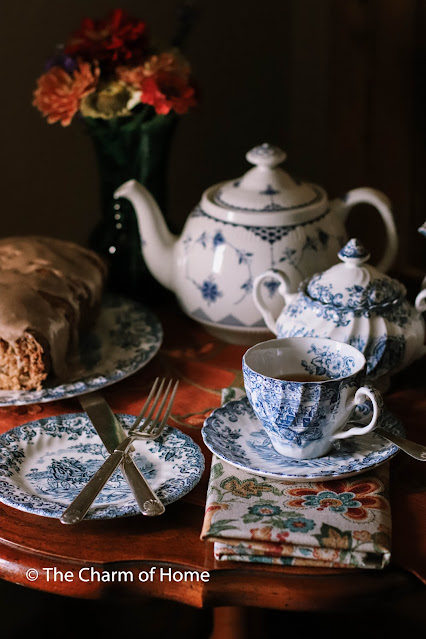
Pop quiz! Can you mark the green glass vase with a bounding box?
[85,108,177,302]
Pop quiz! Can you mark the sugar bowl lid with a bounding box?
[305,238,406,309]
[211,143,323,213]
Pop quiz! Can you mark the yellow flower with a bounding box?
[80,80,137,119]
[221,476,276,499]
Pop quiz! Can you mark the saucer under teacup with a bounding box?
[202,397,403,482]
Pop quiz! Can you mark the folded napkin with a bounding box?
[201,388,392,569]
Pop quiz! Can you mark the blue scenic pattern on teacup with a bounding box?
[243,362,361,454]
[242,338,373,459]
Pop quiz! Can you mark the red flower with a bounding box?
[64,9,147,67]
[118,52,197,115]
[33,60,99,126]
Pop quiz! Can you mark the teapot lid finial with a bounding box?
[338,238,371,266]
[246,143,287,169]
[210,143,323,214]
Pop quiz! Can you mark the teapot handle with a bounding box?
[253,269,292,334]
[333,187,398,273]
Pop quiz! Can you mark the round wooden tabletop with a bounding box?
[0,310,424,610]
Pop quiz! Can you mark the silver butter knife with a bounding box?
[60,392,165,524]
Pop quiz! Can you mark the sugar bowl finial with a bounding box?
[338,238,371,266]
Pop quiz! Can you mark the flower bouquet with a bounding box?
[33,7,198,299]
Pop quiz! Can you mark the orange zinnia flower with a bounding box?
[33,60,99,126]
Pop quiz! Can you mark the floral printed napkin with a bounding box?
[200,388,392,569]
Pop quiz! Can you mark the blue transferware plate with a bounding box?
[0,294,163,406]
[0,413,204,519]
[202,397,404,482]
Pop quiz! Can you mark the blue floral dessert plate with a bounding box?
[0,294,163,406]
[202,397,404,482]
[0,413,204,519]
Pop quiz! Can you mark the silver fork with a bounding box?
[60,378,179,524]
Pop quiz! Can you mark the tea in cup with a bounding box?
[242,337,383,459]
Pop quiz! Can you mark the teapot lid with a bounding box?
[305,238,406,309]
[211,143,323,213]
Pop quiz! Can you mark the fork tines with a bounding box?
[131,377,179,439]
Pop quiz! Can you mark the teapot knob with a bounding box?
[246,143,287,168]
[338,238,371,266]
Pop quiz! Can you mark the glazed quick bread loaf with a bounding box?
[0,236,107,391]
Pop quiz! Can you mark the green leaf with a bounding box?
[207,519,239,536]
[242,514,261,523]
[211,462,224,480]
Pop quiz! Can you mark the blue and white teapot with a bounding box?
[253,238,426,384]
[115,143,398,344]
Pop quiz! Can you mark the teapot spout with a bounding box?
[114,179,178,292]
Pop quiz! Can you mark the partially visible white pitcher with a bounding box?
[415,221,426,312]
[115,143,399,344]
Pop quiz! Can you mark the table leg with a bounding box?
[210,607,263,639]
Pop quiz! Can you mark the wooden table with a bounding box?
[0,306,424,618]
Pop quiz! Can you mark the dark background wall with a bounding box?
[1,0,425,280]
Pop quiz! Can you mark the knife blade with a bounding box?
[59,392,165,524]
[79,392,129,452]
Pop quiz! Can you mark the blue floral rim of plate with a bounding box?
[0,413,204,519]
[0,294,163,406]
[202,397,404,481]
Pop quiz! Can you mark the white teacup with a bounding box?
[242,337,383,459]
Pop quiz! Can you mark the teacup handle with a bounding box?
[253,269,292,334]
[334,187,398,273]
[332,385,383,440]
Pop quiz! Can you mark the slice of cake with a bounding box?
[0,236,107,391]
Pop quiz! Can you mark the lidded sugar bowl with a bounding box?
[254,238,426,383]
